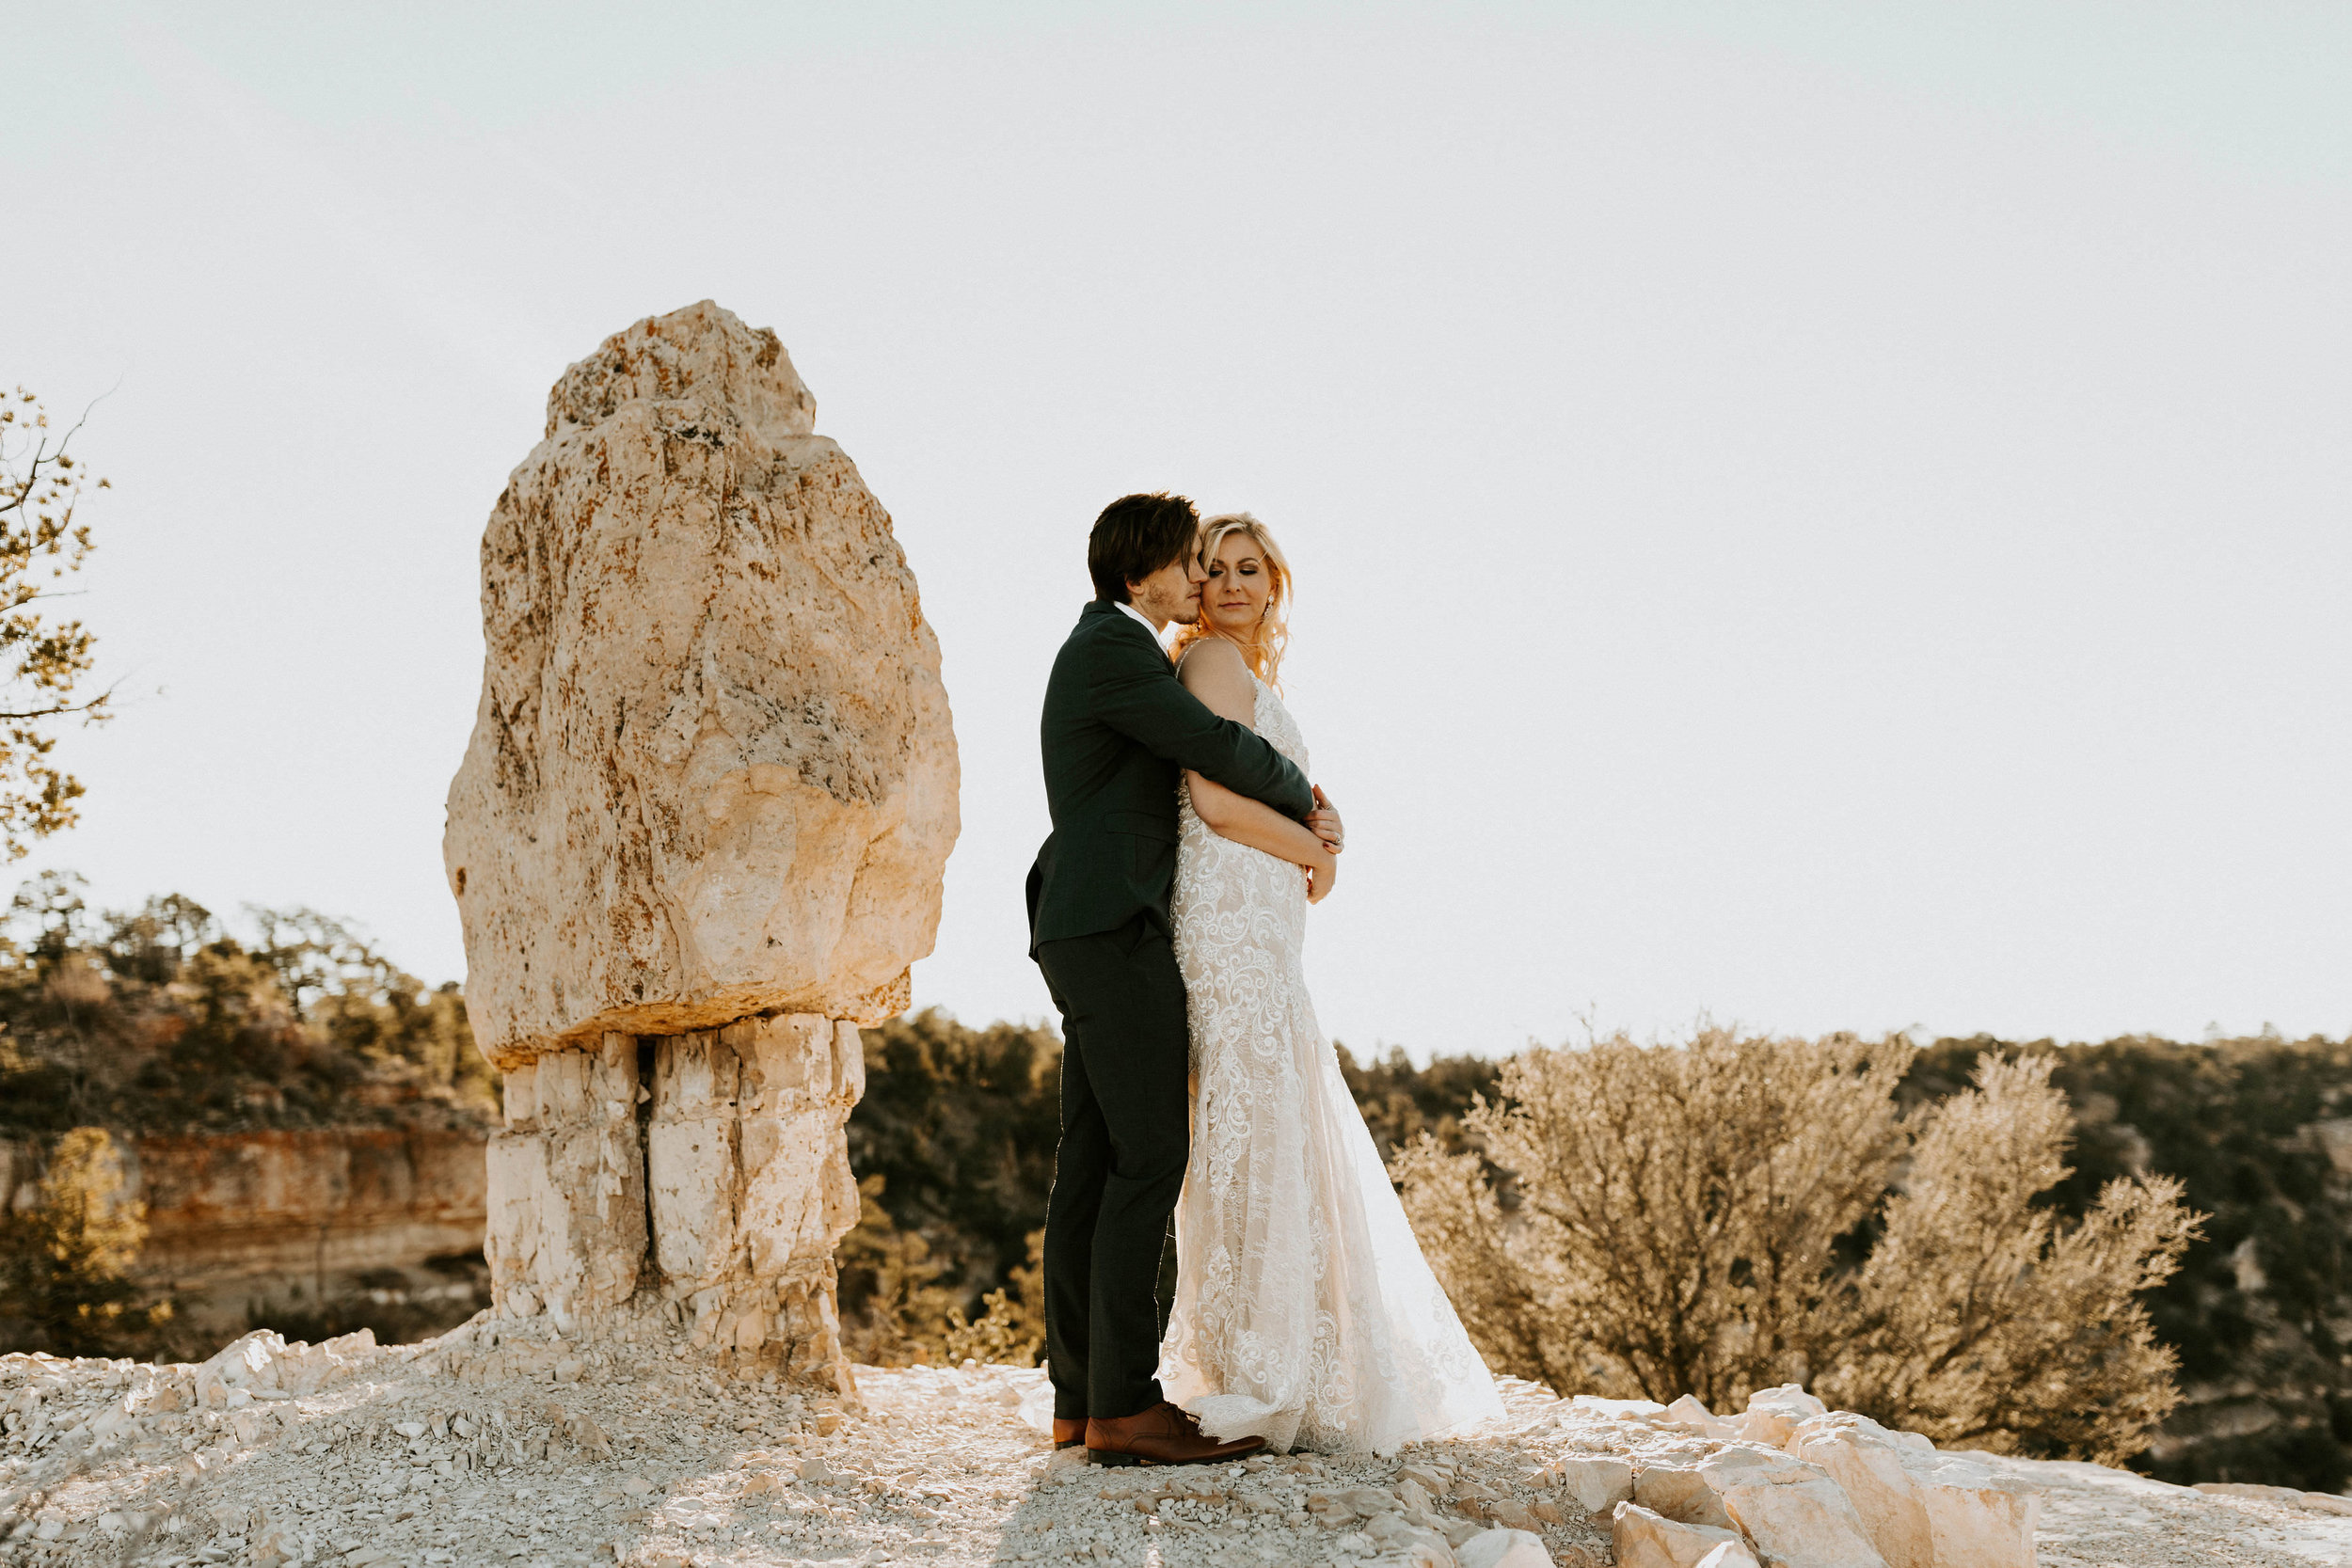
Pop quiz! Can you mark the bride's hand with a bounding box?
[1306,845,1338,905]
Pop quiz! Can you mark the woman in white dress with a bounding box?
[1157,513,1503,1457]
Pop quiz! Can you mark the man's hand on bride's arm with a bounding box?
[1306,785,1344,854]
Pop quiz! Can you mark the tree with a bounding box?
[0,1126,169,1354]
[1335,1041,1501,1161]
[0,387,112,856]
[835,1174,961,1366]
[0,876,499,1135]
[1393,1027,2201,1464]
[846,1009,1062,1307]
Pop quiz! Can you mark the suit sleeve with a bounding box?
[1087,627,1315,817]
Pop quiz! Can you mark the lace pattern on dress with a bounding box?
[1157,673,1504,1456]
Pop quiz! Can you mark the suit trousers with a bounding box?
[1034,913,1191,1422]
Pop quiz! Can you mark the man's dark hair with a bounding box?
[1088,493,1200,603]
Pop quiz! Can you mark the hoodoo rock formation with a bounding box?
[442,301,958,1393]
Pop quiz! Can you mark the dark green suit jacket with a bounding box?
[1027,601,1314,952]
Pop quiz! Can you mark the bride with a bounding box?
[1157,513,1503,1456]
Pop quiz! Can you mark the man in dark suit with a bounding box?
[1026,492,1339,1466]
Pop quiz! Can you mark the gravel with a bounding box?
[4,1315,2345,1568]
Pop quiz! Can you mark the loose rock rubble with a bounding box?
[7,1321,2351,1568]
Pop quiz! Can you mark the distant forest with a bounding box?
[843,1008,2352,1495]
[0,873,496,1139]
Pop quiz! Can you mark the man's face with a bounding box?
[1126,551,1207,630]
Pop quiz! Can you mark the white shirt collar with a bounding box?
[1115,599,1167,641]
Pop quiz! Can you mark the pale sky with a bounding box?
[8,2,2347,1058]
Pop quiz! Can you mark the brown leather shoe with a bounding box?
[1085,1401,1264,1467]
[1052,1418,1085,1449]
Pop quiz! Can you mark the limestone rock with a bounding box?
[1787,1415,1933,1568]
[1370,1513,1463,1565]
[486,1015,866,1384]
[448,302,956,1388]
[1614,1501,1746,1568]
[1699,1446,1886,1568]
[1639,1463,1740,1529]
[1458,1526,1556,1567]
[193,1327,383,1406]
[1788,1412,2039,1568]
[445,299,959,1066]
[1740,1383,1830,1448]
[1900,1450,2039,1568]
[1553,1455,1636,1514]
[485,1037,646,1321]
[1666,1393,1741,1440]
[1696,1544,1765,1568]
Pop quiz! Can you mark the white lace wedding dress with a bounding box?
[1158,670,1503,1456]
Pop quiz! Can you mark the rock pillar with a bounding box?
[445,301,959,1394]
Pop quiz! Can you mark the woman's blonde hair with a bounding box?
[1172,512,1293,690]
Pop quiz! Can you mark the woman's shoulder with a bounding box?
[1177,635,1250,680]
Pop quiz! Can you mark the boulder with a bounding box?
[445,302,958,1387]
[445,299,957,1064]
[1788,1412,2039,1568]
[1613,1501,1747,1568]
[1553,1455,1637,1514]
[1697,1446,1887,1568]
[1740,1384,1830,1448]
[1638,1464,1740,1529]
[1786,1414,1933,1568]
[1458,1527,1557,1568]
[1666,1394,1742,1440]
[1902,1450,2039,1568]
[1697,1544,1765,1568]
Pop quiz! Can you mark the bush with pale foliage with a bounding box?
[1391,1029,2200,1464]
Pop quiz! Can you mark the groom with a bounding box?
[1027,492,1339,1466]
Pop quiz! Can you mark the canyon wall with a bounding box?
[1,1127,490,1345]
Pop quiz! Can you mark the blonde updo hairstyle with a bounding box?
[1172,512,1293,691]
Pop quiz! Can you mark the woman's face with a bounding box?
[1201,531,1274,638]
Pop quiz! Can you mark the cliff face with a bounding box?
[125,1127,486,1288]
[3,1127,490,1348]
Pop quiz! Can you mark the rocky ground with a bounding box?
[6,1314,2351,1568]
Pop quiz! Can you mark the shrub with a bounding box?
[1393,1027,2201,1464]
[1913,1033,2352,1491]
[1823,1054,2196,1460]
[0,1126,171,1354]
[941,1228,1046,1368]
[847,1009,1060,1312]
[835,1174,960,1367]
[1336,1042,1500,1161]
